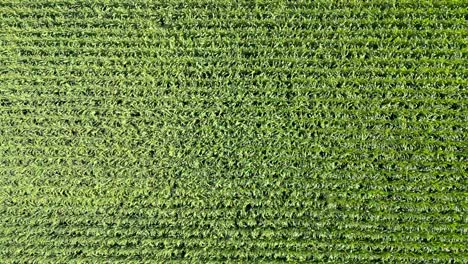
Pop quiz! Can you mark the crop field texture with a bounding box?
[0,0,467,263]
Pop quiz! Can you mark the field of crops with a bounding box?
[0,0,467,262]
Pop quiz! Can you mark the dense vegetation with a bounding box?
[0,0,467,262]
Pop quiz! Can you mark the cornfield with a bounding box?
[0,0,467,263]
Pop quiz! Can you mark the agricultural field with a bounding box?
[0,0,467,262]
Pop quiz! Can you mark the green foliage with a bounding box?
[0,0,467,262]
